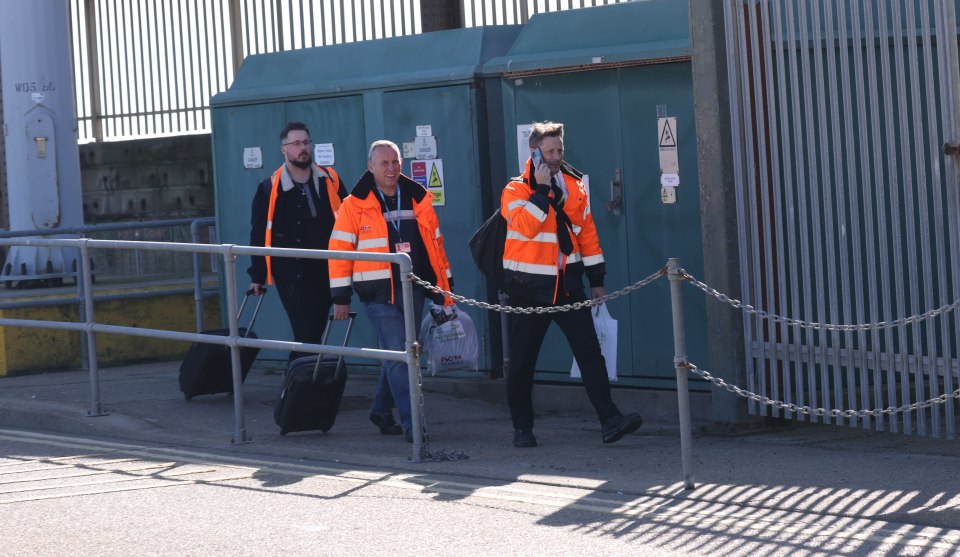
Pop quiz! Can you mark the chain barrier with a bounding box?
[679,359,960,417]
[407,267,667,314]
[413,364,470,462]
[679,268,960,332]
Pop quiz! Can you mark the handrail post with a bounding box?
[400,254,426,463]
[81,241,107,417]
[668,258,695,489]
[223,250,250,444]
[190,218,205,332]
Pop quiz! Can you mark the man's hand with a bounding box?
[248,283,265,295]
[534,162,552,188]
[333,303,351,320]
[590,286,607,301]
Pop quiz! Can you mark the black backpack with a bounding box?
[468,210,507,288]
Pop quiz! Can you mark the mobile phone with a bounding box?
[531,147,543,168]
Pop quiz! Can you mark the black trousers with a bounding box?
[275,273,333,362]
[506,289,620,430]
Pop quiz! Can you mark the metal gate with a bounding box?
[724,0,960,437]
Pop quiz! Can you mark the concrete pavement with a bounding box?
[1,359,960,549]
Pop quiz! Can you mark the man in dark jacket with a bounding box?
[248,121,347,361]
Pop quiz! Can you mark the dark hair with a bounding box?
[280,121,310,142]
[528,121,564,148]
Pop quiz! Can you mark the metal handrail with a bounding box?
[0,236,427,462]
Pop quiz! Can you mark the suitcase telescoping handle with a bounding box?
[237,289,267,338]
[313,312,357,383]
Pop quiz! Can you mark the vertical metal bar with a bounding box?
[199,0,213,130]
[738,0,765,416]
[936,0,960,440]
[746,2,774,417]
[128,0,141,137]
[861,2,900,432]
[223,251,250,444]
[883,0,924,436]
[814,2,857,427]
[81,242,107,417]
[97,0,114,138]
[229,0,244,73]
[191,219,205,333]
[83,0,104,141]
[782,0,815,422]
[668,259,695,490]
[152,0,165,135]
[834,0,872,431]
[915,0,949,438]
[399,255,425,463]
[141,0,155,135]
[723,0,757,417]
[770,0,799,419]
[800,1,840,423]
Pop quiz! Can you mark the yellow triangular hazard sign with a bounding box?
[428,164,442,187]
[659,120,677,148]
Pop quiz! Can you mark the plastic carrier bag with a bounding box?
[571,303,618,382]
[418,303,480,375]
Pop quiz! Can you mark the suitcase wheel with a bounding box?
[183,394,193,401]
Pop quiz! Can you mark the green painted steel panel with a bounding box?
[618,63,708,388]
[381,84,494,369]
[211,26,522,107]
[509,70,634,378]
[482,0,690,76]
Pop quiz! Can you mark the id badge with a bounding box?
[395,241,412,253]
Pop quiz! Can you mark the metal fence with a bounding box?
[69,0,631,142]
[724,0,960,438]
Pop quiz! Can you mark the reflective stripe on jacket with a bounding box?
[263,163,343,285]
[328,171,453,305]
[500,158,605,304]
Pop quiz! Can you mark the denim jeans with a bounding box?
[364,287,425,432]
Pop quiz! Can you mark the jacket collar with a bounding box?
[278,163,330,192]
[350,170,428,206]
[517,158,584,186]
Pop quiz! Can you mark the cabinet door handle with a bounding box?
[605,168,622,215]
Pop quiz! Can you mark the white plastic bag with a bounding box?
[571,303,618,381]
[418,303,480,375]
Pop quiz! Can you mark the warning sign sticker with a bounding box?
[658,117,679,175]
[410,158,445,206]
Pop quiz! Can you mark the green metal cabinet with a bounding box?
[210,26,522,365]
[484,0,709,388]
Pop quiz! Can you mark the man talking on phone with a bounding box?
[499,121,641,448]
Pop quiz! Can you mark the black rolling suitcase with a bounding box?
[179,291,266,400]
[274,312,356,435]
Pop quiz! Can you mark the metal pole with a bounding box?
[399,253,426,462]
[76,246,89,369]
[190,218,205,332]
[223,251,250,444]
[668,258,695,489]
[81,241,107,417]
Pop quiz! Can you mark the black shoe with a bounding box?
[369,413,402,435]
[602,413,642,444]
[513,429,537,448]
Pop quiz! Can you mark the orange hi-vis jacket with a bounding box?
[261,163,343,285]
[328,171,453,306]
[500,159,606,305]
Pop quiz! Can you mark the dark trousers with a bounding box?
[275,274,333,362]
[506,289,620,430]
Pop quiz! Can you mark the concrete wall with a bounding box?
[79,134,214,223]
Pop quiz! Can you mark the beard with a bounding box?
[289,157,312,169]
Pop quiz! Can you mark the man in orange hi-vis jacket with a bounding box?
[328,140,453,442]
[248,121,347,362]
[500,121,641,449]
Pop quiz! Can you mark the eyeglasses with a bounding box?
[282,140,312,149]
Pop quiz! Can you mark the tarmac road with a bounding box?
[1,362,960,555]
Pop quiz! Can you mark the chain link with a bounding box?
[679,269,960,332]
[408,267,667,314]
[679,359,960,418]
